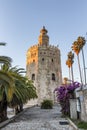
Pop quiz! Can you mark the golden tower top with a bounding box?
[38,26,49,46]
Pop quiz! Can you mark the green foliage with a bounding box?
[0,64,37,111]
[41,99,53,109]
[71,119,87,129]
[77,121,87,129]
[0,43,38,122]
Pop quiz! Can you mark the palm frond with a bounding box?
[0,71,15,102]
[0,56,12,66]
[0,42,6,46]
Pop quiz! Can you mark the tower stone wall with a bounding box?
[26,27,62,105]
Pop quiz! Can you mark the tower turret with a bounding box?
[38,26,49,46]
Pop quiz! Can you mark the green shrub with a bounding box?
[41,99,53,109]
[77,121,87,129]
[71,119,87,129]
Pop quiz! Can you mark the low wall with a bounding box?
[76,86,87,122]
[70,99,77,119]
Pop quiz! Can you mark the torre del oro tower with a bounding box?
[26,27,62,105]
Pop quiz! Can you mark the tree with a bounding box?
[66,59,71,80]
[66,51,74,82]
[0,70,15,121]
[9,70,37,114]
[0,43,37,122]
[77,37,86,85]
[1,65,37,115]
[72,41,83,85]
[72,36,86,85]
[0,42,14,122]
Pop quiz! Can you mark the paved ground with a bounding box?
[1,104,74,130]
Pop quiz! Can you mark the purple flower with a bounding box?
[54,81,80,115]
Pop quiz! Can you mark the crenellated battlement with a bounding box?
[37,44,59,52]
[48,45,59,50]
[27,44,59,54]
[27,44,38,52]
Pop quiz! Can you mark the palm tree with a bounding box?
[0,71,15,121]
[0,43,14,122]
[1,65,37,114]
[66,51,74,82]
[66,59,71,80]
[72,41,83,85]
[77,37,86,85]
[7,66,37,114]
[72,37,86,86]
[0,42,37,121]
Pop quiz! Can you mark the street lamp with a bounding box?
[82,67,87,85]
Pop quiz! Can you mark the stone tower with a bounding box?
[26,27,62,105]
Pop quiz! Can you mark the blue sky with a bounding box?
[0,0,87,82]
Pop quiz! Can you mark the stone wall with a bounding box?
[75,86,87,121]
[81,88,87,121]
[70,99,77,119]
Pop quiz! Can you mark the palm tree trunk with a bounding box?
[69,67,71,81]
[71,66,74,82]
[0,93,8,122]
[77,54,83,86]
[82,48,86,85]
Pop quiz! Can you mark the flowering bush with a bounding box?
[54,81,80,116]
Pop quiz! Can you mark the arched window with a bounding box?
[52,73,55,81]
[42,58,44,61]
[32,74,35,80]
[52,59,53,62]
[33,59,35,62]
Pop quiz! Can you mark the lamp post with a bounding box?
[84,67,87,85]
[82,67,87,85]
[82,48,86,85]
